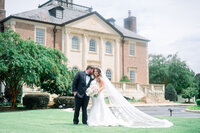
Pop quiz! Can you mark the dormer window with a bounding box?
[49,6,64,19]
[56,9,63,19]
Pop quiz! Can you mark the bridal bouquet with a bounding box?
[86,84,98,97]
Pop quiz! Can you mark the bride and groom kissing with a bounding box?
[72,65,173,128]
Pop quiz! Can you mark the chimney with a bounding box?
[124,10,137,33]
[0,0,5,32]
[0,0,5,21]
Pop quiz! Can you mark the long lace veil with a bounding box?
[101,69,173,128]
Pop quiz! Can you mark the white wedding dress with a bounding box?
[87,80,120,126]
[87,70,173,128]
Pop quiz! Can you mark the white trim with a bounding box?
[129,43,136,57]
[71,35,80,50]
[88,37,98,54]
[34,25,47,46]
[106,69,112,81]
[105,41,112,54]
[129,68,137,83]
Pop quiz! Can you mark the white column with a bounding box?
[61,27,66,54]
[100,37,104,71]
[114,39,120,82]
[65,31,71,65]
[10,21,16,31]
[82,34,88,70]
[0,82,5,95]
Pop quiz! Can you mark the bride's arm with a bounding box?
[98,78,104,93]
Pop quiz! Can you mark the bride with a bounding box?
[87,67,173,128]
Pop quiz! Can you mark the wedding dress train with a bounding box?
[87,71,173,128]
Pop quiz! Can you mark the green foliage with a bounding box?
[23,94,49,109]
[120,75,130,82]
[62,70,79,96]
[0,29,70,108]
[196,99,200,106]
[0,110,200,133]
[149,54,195,94]
[187,105,200,110]
[149,54,168,84]
[181,87,198,103]
[194,73,200,98]
[53,96,74,108]
[165,83,177,101]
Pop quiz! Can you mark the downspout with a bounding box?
[122,37,125,75]
[53,25,57,48]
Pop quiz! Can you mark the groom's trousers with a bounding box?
[73,94,90,124]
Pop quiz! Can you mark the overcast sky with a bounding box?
[5,0,200,74]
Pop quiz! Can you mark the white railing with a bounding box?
[111,82,165,101]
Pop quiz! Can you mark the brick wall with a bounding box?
[120,40,148,84]
[14,21,62,51]
[15,22,34,40]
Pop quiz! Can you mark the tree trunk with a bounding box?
[188,98,190,103]
[10,86,17,109]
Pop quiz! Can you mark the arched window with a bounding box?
[89,39,96,52]
[106,69,112,81]
[106,41,112,54]
[130,70,135,82]
[72,36,79,50]
[72,67,78,71]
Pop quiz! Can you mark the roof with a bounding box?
[0,3,149,42]
[114,25,150,41]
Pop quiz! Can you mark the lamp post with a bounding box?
[168,108,174,116]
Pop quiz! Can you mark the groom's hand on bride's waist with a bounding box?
[74,92,77,96]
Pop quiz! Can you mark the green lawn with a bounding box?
[187,105,200,110]
[0,109,199,133]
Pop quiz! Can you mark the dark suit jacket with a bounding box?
[72,71,93,98]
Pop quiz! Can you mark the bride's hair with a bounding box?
[94,67,102,83]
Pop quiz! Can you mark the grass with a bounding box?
[187,105,200,110]
[0,109,199,133]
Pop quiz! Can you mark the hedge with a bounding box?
[196,99,200,106]
[23,94,49,109]
[53,96,74,108]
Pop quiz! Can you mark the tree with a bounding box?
[167,54,195,94]
[149,54,195,94]
[194,73,200,98]
[149,54,168,85]
[165,83,177,101]
[181,87,198,103]
[0,30,70,108]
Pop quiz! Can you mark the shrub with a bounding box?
[196,99,200,106]
[165,83,177,101]
[181,87,198,103]
[53,96,74,108]
[23,94,49,109]
[120,75,130,82]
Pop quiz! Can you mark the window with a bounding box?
[106,70,112,81]
[36,28,45,45]
[72,67,78,71]
[106,41,112,54]
[129,44,135,56]
[89,39,96,52]
[72,36,79,50]
[130,70,135,83]
[56,9,63,19]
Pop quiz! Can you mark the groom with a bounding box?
[72,65,94,125]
